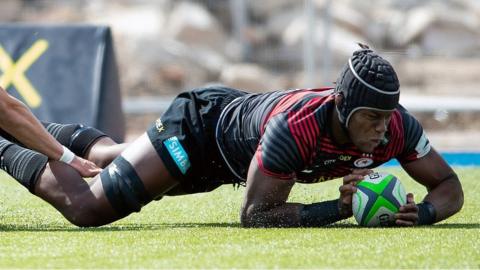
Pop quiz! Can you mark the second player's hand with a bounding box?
[69,156,102,177]
[338,169,373,218]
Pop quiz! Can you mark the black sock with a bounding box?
[0,137,48,193]
[41,122,107,157]
[0,123,79,146]
[0,122,107,158]
[42,122,81,147]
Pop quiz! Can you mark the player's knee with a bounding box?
[62,194,108,228]
[65,206,100,227]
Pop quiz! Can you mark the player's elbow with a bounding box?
[240,205,256,228]
[240,204,267,228]
[442,176,464,217]
[452,178,464,214]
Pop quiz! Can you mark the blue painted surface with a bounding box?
[383,152,480,166]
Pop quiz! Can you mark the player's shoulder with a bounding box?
[393,104,423,129]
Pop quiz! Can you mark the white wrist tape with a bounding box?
[59,146,75,164]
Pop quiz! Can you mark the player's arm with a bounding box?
[240,158,365,227]
[400,147,463,225]
[0,87,100,177]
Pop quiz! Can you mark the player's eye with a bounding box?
[366,114,378,120]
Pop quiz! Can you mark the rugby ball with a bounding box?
[352,172,407,227]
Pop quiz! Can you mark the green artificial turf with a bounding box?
[0,168,478,269]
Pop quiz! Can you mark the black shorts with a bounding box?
[147,86,247,194]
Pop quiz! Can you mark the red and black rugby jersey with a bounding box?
[215,88,430,183]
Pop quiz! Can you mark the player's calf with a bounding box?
[35,161,123,227]
[0,138,48,192]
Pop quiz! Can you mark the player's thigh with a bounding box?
[119,132,179,196]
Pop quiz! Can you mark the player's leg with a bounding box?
[83,136,128,168]
[34,133,180,227]
[0,122,127,168]
[40,121,128,168]
[49,86,248,225]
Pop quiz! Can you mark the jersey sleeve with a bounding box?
[396,109,432,164]
[255,113,306,179]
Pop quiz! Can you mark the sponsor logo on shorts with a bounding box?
[163,136,190,175]
[155,118,165,133]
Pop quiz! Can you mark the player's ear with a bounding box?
[334,93,344,106]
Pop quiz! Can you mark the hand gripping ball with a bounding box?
[352,172,407,226]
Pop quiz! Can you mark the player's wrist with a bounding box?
[417,201,437,225]
[300,199,345,227]
[337,198,353,218]
[59,146,75,164]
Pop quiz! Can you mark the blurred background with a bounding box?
[1,0,480,151]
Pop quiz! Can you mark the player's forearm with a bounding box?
[423,174,463,223]
[0,95,63,160]
[241,200,347,228]
[240,202,303,227]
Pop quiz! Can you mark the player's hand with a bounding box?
[69,155,102,177]
[394,193,419,226]
[338,169,373,218]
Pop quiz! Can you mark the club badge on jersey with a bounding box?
[354,153,374,168]
[353,158,373,168]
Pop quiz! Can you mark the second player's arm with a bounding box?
[0,88,100,177]
[0,89,65,160]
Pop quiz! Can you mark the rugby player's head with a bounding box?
[334,45,400,152]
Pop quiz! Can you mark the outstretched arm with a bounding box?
[240,158,368,227]
[240,157,301,227]
[0,87,100,177]
[400,147,463,225]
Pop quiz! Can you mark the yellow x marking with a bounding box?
[0,39,49,108]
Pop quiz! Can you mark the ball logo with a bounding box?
[378,213,391,226]
[353,157,373,168]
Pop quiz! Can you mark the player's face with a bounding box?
[348,109,392,153]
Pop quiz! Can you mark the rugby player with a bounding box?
[0,48,463,227]
[0,86,100,181]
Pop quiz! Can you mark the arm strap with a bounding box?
[300,199,345,227]
[417,201,437,225]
